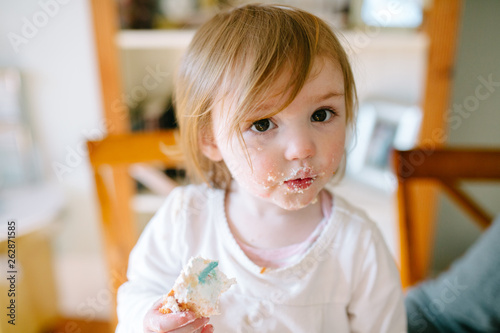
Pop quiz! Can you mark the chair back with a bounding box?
[393,148,500,287]
[87,130,180,328]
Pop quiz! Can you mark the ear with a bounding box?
[200,129,223,162]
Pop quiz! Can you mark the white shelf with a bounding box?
[341,30,428,52]
[117,29,196,49]
[117,29,427,52]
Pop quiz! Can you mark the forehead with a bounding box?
[309,57,344,87]
[251,57,344,112]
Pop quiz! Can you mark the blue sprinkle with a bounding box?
[198,261,218,284]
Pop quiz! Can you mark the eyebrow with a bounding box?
[311,91,344,103]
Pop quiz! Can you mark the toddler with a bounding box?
[117,4,406,333]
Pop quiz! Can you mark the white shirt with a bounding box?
[116,184,406,333]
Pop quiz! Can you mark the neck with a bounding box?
[225,181,325,248]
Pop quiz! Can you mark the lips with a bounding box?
[284,177,315,191]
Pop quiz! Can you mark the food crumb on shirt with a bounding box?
[260,267,267,274]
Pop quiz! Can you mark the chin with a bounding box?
[271,192,319,211]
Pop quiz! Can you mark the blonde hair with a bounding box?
[174,3,357,189]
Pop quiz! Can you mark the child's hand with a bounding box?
[143,299,214,333]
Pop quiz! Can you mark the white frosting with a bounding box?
[163,295,180,312]
[162,256,236,317]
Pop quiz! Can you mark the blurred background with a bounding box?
[0,0,499,332]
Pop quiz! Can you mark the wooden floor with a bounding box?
[47,318,111,333]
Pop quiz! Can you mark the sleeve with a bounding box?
[116,187,189,333]
[406,214,500,333]
[347,222,407,333]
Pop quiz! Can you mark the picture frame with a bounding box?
[347,99,422,191]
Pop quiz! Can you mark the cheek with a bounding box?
[223,153,250,180]
[324,135,346,169]
[222,146,277,185]
[252,154,280,185]
[243,146,279,183]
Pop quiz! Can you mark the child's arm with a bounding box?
[116,187,202,332]
[347,224,407,332]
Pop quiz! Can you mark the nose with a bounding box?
[283,127,316,161]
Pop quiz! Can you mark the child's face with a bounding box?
[205,57,346,210]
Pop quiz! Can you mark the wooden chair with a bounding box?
[393,148,500,288]
[87,130,181,330]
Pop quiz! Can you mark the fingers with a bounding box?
[143,298,212,333]
[201,324,214,333]
[193,323,213,333]
[149,311,199,331]
[169,317,210,333]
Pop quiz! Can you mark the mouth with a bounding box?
[279,166,318,191]
[283,177,315,191]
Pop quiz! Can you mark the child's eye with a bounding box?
[311,109,335,122]
[251,119,275,132]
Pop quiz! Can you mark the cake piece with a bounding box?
[159,256,236,317]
